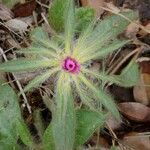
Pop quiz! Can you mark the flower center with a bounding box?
[63,57,80,73]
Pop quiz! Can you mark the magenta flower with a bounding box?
[63,57,80,74]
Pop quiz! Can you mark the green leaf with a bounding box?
[48,0,67,32]
[43,125,55,150]
[75,109,107,146]
[16,119,34,147]
[0,59,55,72]
[52,73,76,150]
[2,0,20,8]
[23,67,60,92]
[0,80,21,147]
[16,47,57,58]
[78,74,121,120]
[64,0,75,54]
[119,61,140,87]
[31,27,61,51]
[81,39,129,62]
[75,7,95,33]
[75,10,138,60]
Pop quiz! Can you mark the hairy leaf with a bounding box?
[75,7,95,33]
[23,68,60,92]
[75,109,107,146]
[48,0,67,32]
[0,59,56,72]
[31,27,61,51]
[78,74,121,120]
[43,125,55,150]
[16,47,57,58]
[16,119,33,147]
[119,61,140,87]
[75,10,138,59]
[0,80,21,148]
[52,73,76,150]
[65,0,75,54]
[80,39,129,63]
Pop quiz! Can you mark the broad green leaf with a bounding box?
[23,67,60,92]
[52,73,76,150]
[0,59,56,72]
[48,0,67,32]
[119,61,139,87]
[16,119,33,147]
[2,0,20,8]
[75,7,95,33]
[75,10,138,59]
[75,109,107,146]
[64,0,75,54]
[43,125,55,150]
[78,74,121,120]
[48,0,94,33]
[0,80,21,147]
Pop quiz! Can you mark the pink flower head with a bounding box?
[63,57,80,74]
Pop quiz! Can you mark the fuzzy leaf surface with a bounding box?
[75,10,138,60]
[75,109,107,146]
[79,74,120,120]
[52,73,76,150]
[23,68,60,92]
[43,125,55,150]
[16,119,33,147]
[119,61,140,87]
[0,59,55,72]
[0,80,21,148]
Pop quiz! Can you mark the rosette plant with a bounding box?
[0,0,139,149]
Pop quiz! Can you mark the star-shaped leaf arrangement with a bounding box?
[0,0,139,149]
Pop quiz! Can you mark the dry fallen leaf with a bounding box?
[122,132,150,150]
[138,23,150,36]
[134,61,150,105]
[5,18,28,33]
[0,4,13,21]
[80,0,105,17]
[12,0,36,17]
[118,102,150,122]
[125,22,139,38]
[106,114,122,130]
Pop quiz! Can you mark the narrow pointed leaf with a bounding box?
[16,47,57,58]
[16,119,33,147]
[79,74,120,120]
[81,68,122,85]
[75,109,107,146]
[52,73,76,150]
[0,59,55,72]
[23,68,60,92]
[65,0,75,54]
[75,10,138,57]
[81,39,129,63]
[43,125,55,150]
[72,75,95,109]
